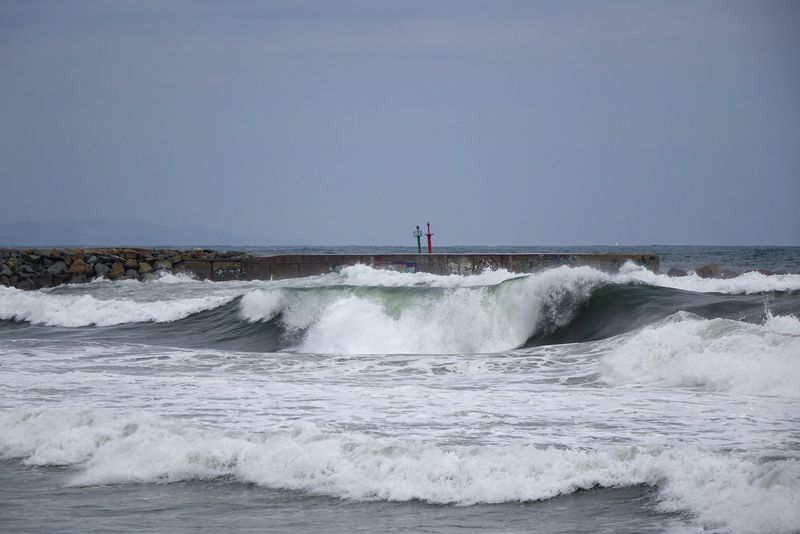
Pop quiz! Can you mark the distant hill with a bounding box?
[0,218,263,247]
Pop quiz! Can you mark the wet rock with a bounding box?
[50,274,70,286]
[35,278,51,289]
[667,268,688,277]
[694,263,720,279]
[68,259,93,276]
[138,262,153,274]
[17,279,34,290]
[694,263,739,279]
[154,260,172,271]
[108,262,125,279]
[140,273,160,282]
[94,263,110,278]
[124,269,139,279]
[47,261,67,275]
[0,265,12,277]
[124,258,138,269]
[70,275,87,284]
[86,255,98,264]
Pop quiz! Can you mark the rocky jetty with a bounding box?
[0,248,249,290]
[666,263,786,279]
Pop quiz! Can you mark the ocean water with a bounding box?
[1,246,799,533]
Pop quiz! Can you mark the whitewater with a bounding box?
[1,246,799,533]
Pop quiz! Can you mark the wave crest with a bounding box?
[1,407,798,533]
[600,311,800,398]
[238,266,610,354]
[0,286,233,327]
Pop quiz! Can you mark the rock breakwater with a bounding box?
[0,248,248,290]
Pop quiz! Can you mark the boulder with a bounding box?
[108,262,125,279]
[138,262,153,274]
[68,259,93,276]
[0,265,12,278]
[154,260,172,271]
[124,258,138,269]
[86,255,98,264]
[94,263,110,278]
[694,263,739,279]
[47,261,67,275]
[70,275,87,284]
[124,269,139,279]
[694,263,720,279]
[47,273,69,286]
[34,278,51,289]
[17,279,34,290]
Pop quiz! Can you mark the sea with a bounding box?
[1,245,798,533]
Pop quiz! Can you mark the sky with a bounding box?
[1,0,798,246]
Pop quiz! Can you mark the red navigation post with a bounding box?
[425,222,434,254]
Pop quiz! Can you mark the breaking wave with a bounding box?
[2,265,799,354]
[1,407,797,534]
[599,311,800,398]
[0,285,233,327]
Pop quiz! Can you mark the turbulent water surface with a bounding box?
[1,246,799,533]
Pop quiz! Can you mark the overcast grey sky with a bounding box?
[1,0,798,245]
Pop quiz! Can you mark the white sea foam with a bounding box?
[0,286,233,327]
[327,261,800,294]
[600,311,800,398]
[239,266,609,354]
[327,264,523,287]
[240,289,285,322]
[619,261,800,294]
[1,407,797,534]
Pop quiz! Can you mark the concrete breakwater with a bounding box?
[0,248,659,290]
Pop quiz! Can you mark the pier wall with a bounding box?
[0,249,659,289]
[201,253,660,281]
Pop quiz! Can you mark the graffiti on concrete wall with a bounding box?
[475,257,500,272]
[213,262,242,280]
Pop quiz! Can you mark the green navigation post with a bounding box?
[413,225,422,254]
